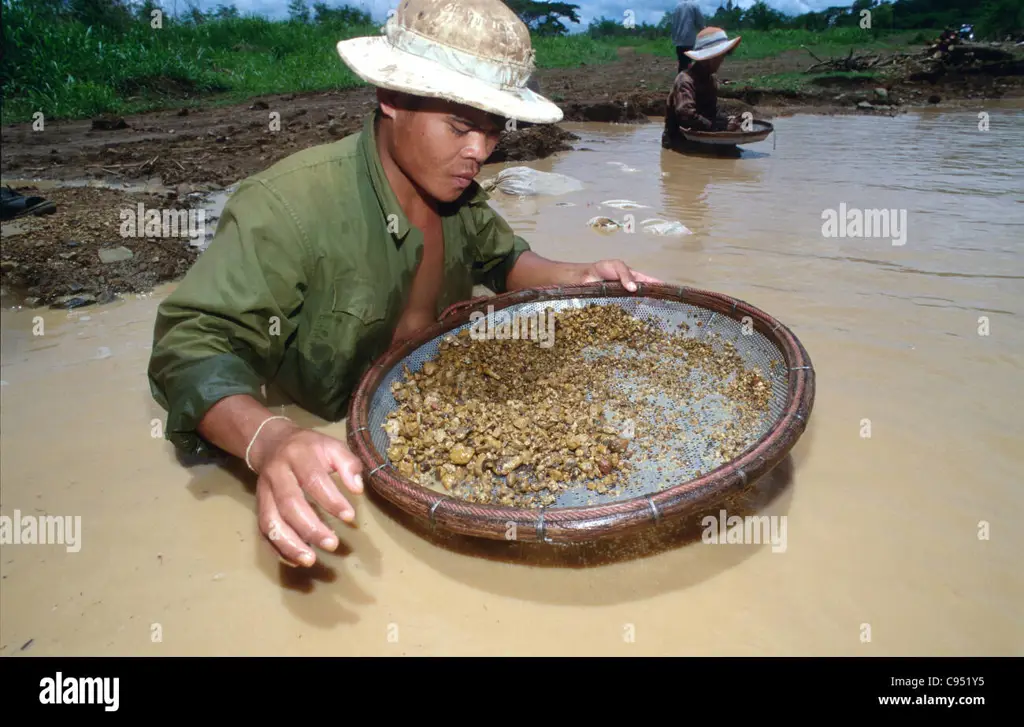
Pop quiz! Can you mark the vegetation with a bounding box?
[2,0,1021,124]
[0,0,382,123]
[586,0,1022,39]
[740,70,879,92]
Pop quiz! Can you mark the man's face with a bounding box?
[379,92,504,203]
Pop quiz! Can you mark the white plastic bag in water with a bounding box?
[601,199,650,210]
[641,218,693,235]
[586,216,693,235]
[480,166,585,197]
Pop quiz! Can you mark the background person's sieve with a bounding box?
[346,282,814,544]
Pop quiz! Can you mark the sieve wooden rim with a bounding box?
[680,119,774,144]
[346,281,815,544]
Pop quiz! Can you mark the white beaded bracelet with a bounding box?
[245,415,291,473]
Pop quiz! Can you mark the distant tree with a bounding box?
[62,0,135,30]
[709,1,743,30]
[217,4,238,18]
[586,15,664,40]
[311,2,371,25]
[288,0,310,23]
[871,2,895,33]
[174,0,207,24]
[586,17,623,38]
[977,0,1024,39]
[133,0,162,22]
[504,0,581,36]
[742,1,786,29]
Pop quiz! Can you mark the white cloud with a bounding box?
[570,1,850,28]
[172,0,857,28]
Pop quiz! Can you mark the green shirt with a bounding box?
[147,109,531,456]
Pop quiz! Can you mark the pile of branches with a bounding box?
[801,46,914,73]
[801,42,1017,76]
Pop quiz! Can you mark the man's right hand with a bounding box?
[248,419,364,567]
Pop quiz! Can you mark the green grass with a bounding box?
[0,6,928,126]
[740,71,881,92]
[531,34,620,68]
[0,9,385,124]
[608,28,924,61]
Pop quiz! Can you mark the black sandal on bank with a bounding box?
[1,185,57,221]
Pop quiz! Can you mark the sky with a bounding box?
[175,1,859,30]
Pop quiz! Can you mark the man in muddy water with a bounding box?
[147,0,661,568]
[663,26,743,149]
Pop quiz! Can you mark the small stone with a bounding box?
[99,246,133,264]
[51,294,96,309]
[449,444,474,465]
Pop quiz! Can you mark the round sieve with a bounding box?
[346,282,814,544]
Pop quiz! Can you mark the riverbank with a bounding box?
[2,40,1022,307]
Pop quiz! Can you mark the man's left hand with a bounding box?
[576,259,662,292]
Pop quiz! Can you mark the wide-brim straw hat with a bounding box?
[335,0,563,124]
[685,26,742,61]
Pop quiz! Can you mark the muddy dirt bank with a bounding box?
[2,42,1021,307]
[1,185,203,308]
[0,90,581,190]
[4,42,1020,185]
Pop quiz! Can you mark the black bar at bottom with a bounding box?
[0,656,1014,716]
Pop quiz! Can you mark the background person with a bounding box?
[662,26,743,149]
[666,0,706,73]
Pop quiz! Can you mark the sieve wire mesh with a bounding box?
[366,296,791,508]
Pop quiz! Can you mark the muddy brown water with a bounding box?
[1,106,1022,656]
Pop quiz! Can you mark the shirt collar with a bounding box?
[358,108,493,247]
[360,109,412,247]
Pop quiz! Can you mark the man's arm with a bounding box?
[464,196,661,293]
[148,178,363,567]
[505,250,591,289]
[196,394,297,470]
[148,177,307,458]
[672,74,714,131]
[506,250,663,292]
